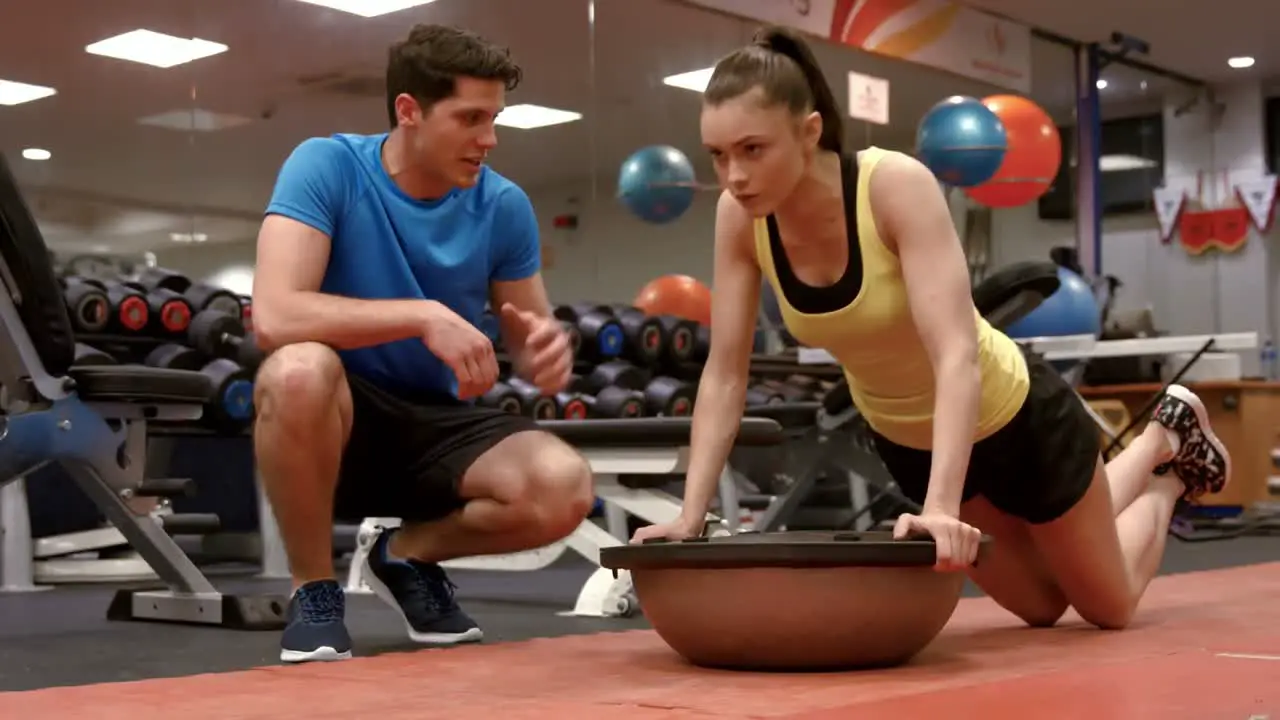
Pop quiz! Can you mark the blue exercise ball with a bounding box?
[916,95,1008,188]
[1004,266,1102,340]
[618,145,696,224]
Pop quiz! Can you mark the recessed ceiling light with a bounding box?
[85,29,228,69]
[664,68,714,93]
[169,232,209,244]
[294,0,438,17]
[495,104,582,130]
[137,108,254,132]
[0,79,57,106]
[1096,79,1109,89]
[21,148,51,161]
[1228,56,1255,69]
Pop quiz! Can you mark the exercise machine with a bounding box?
[0,152,285,627]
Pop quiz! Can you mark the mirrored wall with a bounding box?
[0,0,1187,309]
[0,0,593,294]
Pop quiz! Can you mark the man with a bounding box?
[251,24,594,664]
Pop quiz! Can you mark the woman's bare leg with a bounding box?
[1029,386,1231,628]
[950,386,1230,630]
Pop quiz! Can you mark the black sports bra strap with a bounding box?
[766,154,863,314]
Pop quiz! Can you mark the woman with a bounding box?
[633,26,1231,630]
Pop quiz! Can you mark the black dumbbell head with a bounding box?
[188,309,243,357]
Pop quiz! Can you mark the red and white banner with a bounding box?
[1234,174,1278,233]
[681,0,1032,93]
[1151,185,1186,245]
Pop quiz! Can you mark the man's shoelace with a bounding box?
[299,583,344,624]
[405,562,460,614]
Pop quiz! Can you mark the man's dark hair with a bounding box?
[704,26,844,154]
[385,24,523,128]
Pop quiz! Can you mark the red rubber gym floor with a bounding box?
[6,562,1278,718]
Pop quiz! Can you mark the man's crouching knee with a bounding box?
[518,440,595,545]
[254,342,346,422]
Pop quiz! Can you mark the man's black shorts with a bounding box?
[333,375,540,523]
[869,349,1101,525]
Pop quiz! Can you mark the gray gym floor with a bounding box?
[0,535,1276,693]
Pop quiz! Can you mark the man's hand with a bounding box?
[420,302,499,400]
[893,511,982,572]
[500,303,571,395]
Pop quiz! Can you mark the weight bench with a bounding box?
[722,260,1063,533]
[0,152,286,628]
[339,416,784,617]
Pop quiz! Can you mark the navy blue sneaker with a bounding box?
[280,579,353,663]
[362,526,484,644]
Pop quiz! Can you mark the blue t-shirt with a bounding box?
[263,132,540,397]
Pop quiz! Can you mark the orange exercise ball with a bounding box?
[633,274,711,326]
[963,95,1062,209]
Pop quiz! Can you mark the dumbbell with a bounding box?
[184,283,244,319]
[135,267,243,320]
[113,279,193,336]
[72,343,117,366]
[478,379,556,419]
[134,267,191,294]
[200,358,256,433]
[561,321,582,357]
[554,392,589,420]
[582,359,650,396]
[654,315,699,365]
[188,309,265,370]
[144,343,205,371]
[553,303,624,363]
[62,278,110,333]
[609,305,667,367]
[239,296,253,330]
[72,277,149,333]
[643,376,696,416]
[582,386,645,418]
[691,324,711,363]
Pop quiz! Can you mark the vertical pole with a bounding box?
[1074,43,1103,277]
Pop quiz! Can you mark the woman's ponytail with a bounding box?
[754,26,844,153]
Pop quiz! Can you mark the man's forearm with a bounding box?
[254,291,428,352]
[923,357,981,516]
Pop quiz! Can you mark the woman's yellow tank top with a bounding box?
[754,146,1029,449]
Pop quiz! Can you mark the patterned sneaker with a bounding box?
[1151,384,1232,500]
[280,579,354,663]
[362,526,484,645]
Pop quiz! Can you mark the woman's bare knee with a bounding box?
[962,498,1070,629]
[1014,600,1070,628]
[1075,600,1135,630]
[1029,464,1141,632]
